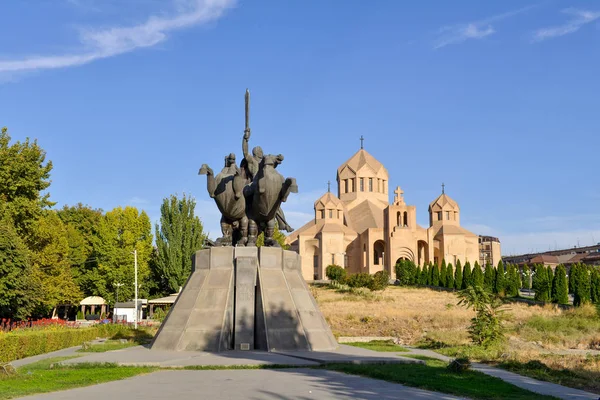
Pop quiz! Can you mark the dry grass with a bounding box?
[316,285,600,351]
[315,284,600,393]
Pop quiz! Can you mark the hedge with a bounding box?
[0,324,132,363]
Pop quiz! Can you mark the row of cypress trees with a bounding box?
[395,258,600,306]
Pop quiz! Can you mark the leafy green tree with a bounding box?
[153,194,206,294]
[93,207,153,303]
[28,212,82,316]
[446,263,454,289]
[552,265,569,305]
[472,262,484,288]
[0,127,54,240]
[462,261,472,289]
[533,264,550,303]
[483,262,495,292]
[0,212,39,319]
[431,263,439,286]
[256,224,288,249]
[439,259,447,287]
[591,268,600,304]
[454,259,463,290]
[573,264,591,306]
[57,204,103,295]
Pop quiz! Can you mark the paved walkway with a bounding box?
[59,344,421,368]
[403,347,599,400]
[24,368,464,400]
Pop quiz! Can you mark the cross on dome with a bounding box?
[360,135,364,149]
[327,181,331,193]
[442,182,445,194]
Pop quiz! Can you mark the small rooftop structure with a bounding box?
[80,296,107,305]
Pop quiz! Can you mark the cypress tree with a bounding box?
[522,264,531,290]
[533,264,550,303]
[494,264,506,296]
[506,264,520,297]
[472,262,484,288]
[415,266,422,286]
[483,262,495,292]
[454,259,463,290]
[432,264,440,286]
[569,264,577,294]
[462,261,472,289]
[420,265,428,285]
[573,264,591,306]
[591,268,600,304]
[547,266,554,300]
[446,263,454,289]
[429,262,435,285]
[552,265,569,305]
[439,259,447,287]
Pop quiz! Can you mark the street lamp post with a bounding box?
[133,249,138,330]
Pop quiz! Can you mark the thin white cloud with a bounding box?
[532,8,600,42]
[0,0,235,74]
[434,5,534,49]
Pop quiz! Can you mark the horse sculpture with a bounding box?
[198,153,248,246]
[246,154,297,247]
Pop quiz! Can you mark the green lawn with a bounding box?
[0,357,157,399]
[324,359,558,400]
[78,340,139,353]
[344,340,409,352]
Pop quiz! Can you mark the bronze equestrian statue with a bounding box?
[198,89,296,247]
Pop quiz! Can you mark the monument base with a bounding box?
[151,247,338,352]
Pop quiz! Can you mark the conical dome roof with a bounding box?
[429,193,459,211]
[314,192,343,208]
[337,149,387,176]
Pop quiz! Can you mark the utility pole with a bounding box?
[134,249,138,330]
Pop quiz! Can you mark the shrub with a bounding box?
[152,307,169,323]
[0,324,136,363]
[395,260,416,286]
[457,286,506,347]
[326,264,347,284]
[447,356,472,373]
[347,273,373,289]
[369,270,390,291]
[591,268,600,304]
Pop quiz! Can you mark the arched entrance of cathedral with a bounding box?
[373,240,386,266]
[393,247,414,265]
[417,240,429,266]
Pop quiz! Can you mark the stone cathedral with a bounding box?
[286,145,501,281]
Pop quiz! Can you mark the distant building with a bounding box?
[479,236,502,267]
[286,145,501,280]
[503,244,600,267]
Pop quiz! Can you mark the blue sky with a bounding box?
[1,0,599,255]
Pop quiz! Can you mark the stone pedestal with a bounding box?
[151,247,337,352]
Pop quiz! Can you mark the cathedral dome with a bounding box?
[428,193,459,211]
[336,149,387,177]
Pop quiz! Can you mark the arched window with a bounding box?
[344,179,349,193]
[397,211,401,226]
[329,209,333,218]
[403,211,408,227]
